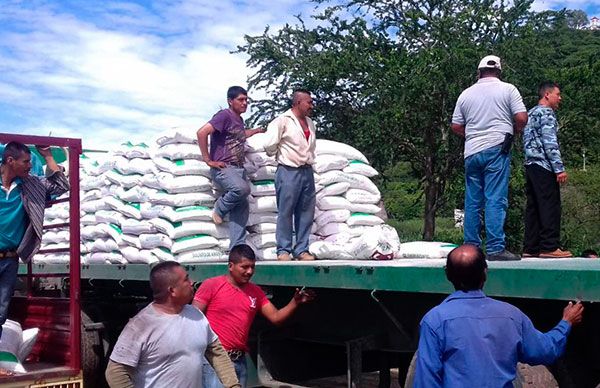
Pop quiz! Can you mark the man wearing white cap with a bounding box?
[451,55,528,261]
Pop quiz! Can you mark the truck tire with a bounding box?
[81,311,107,388]
[403,354,558,388]
[513,363,559,388]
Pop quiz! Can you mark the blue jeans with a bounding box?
[275,165,316,257]
[211,166,250,249]
[464,145,510,254]
[203,357,247,388]
[0,258,19,340]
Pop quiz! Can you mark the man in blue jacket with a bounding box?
[414,244,584,388]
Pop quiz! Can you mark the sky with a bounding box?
[0,0,599,150]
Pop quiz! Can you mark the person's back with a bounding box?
[419,291,568,387]
[414,244,583,388]
[455,78,524,158]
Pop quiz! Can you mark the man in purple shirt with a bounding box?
[414,244,584,388]
[197,86,263,249]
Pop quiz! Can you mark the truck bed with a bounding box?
[22,257,600,302]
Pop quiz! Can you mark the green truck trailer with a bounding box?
[21,257,600,388]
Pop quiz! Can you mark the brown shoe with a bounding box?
[277,252,291,261]
[522,252,538,258]
[539,248,573,258]
[297,252,316,261]
[212,211,223,225]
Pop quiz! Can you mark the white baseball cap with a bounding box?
[478,55,501,70]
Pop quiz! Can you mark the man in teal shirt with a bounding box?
[0,141,68,376]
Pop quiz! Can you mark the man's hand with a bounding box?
[206,160,226,169]
[35,145,53,159]
[562,301,584,326]
[556,171,568,184]
[293,288,316,304]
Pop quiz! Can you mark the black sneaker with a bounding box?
[487,250,521,261]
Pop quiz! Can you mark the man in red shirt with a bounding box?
[193,244,315,387]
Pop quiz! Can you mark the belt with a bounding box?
[0,251,18,259]
[226,349,245,362]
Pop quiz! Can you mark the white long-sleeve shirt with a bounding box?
[264,109,316,167]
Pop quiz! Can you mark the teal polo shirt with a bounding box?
[0,178,27,250]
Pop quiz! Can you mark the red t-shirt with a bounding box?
[194,275,269,352]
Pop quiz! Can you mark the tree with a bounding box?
[565,9,588,30]
[239,0,554,239]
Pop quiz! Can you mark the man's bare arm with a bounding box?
[451,123,465,137]
[513,112,528,134]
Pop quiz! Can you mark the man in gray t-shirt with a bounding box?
[105,262,240,388]
[451,55,528,261]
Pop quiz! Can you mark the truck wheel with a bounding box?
[513,363,559,388]
[81,311,107,388]
[403,353,558,388]
[403,351,417,388]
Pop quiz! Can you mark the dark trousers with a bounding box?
[523,164,561,253]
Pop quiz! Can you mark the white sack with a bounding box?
[344,189,381,204]
[154,143,201,160]
[398,241,458,259]
[155,127,197,146]
[313,154,349,174]
[343,161,379,177]
[153,157,211,177]
[315,139,369,163]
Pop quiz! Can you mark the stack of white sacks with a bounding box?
[35,130,402,265]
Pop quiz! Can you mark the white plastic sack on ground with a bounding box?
[249,165,277,181]
[309,241,354,260]
[316,182,351,199]
[398,241,458,259]
[250,180,276,196]
[121,246,159,264]
[121,219,157,235]
[151,219,228,239]
[347,227,395,260]
[18,328,39,362]
[249,196,277,213]
[159,206,213,223]
[171,234,219,254]
[105,197,142,219]
[155,127,198,146]
[150,191,215,207]
[153,157,211,177]
[343,161,379,177]
[343,173,380,195]
[248,212,278,225]
[114,141,152,159]
[348,203,381,214]
[246,152,277,166]
[95,210,126,226]
[313,154,349,174]
[317,222,350,237]
[344,189,381,204]
[116,186,157,203]
[139,233,173,249]
[88,252,128,264]
[150,247,174,262]
[81,198,111,213]
[247,223,277,234]
[142,172,212,194]
[317,196,352,211]
[324,232,353,245]
[105,170,142,188]
[115,157,155,175]
[0,320,26,373]
[177,249,227,263]
[246,242,278,261]
[316,209,351,228]
[246,233,277,249]
[154,143,201,160]
[346,213,384,226]
[315,139,369,163]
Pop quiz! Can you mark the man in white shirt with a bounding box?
[264,89,317,261]
[451,55,528,261]
[105,261,239,388]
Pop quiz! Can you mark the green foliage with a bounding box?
[560,166,600,254]
[239,0,600,245]
[388,217,463,245]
